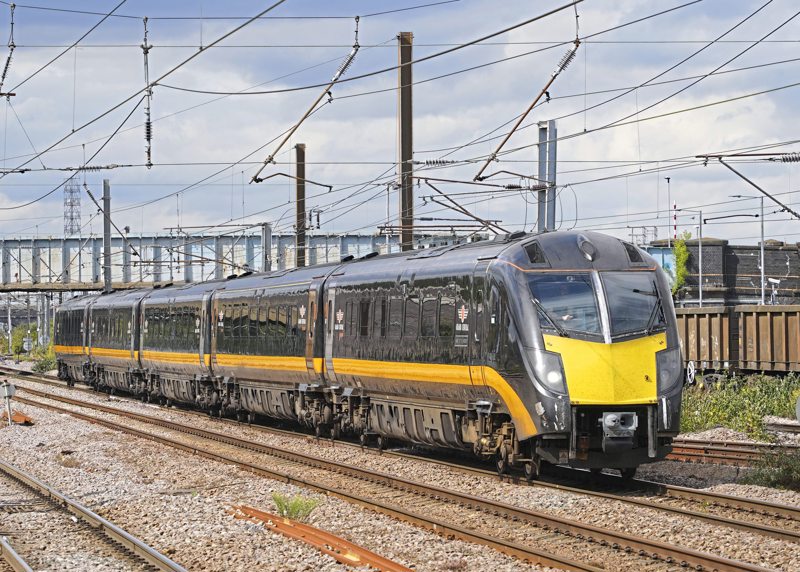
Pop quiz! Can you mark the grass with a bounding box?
[271,492,319,522]
[743,450,800,491]
[680,373,800,440]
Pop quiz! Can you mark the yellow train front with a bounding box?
[489,231,683,477]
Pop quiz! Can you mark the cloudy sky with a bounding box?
[0,0,798,247]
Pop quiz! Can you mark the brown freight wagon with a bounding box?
[675,305,800,373]
[737,305,800,372]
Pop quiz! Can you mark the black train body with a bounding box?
[54,231,683,474]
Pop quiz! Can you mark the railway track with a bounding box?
[764,421,800,434]
[0,457,185,572]
[10,384,790,572]
[6,369,800,535]
[669,439,800,466]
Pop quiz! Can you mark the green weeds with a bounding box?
[271,492,319,522]
[680,373,800,440]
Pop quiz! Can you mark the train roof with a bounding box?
[325,230,657,287]
[56,293,99,312]
[56,231,656,306]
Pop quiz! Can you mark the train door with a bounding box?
[323,287,339,384]
[304,284,321,380]
[200,291,214,373]
[469,262,490,386]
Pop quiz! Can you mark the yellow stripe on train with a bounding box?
[331,358,537,440]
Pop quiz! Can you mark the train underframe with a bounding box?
[57,358,667,478]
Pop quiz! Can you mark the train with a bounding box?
[54,230,684,480]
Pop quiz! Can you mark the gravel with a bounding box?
[8,380,799,571]
[1,398,550,572]
[680,422,800,446]
[764,416,800,446]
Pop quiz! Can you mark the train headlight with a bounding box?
[531,349,567,395]
[656,347,683,395]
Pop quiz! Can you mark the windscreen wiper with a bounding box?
[531,297,569,338]
[642,282,665,334]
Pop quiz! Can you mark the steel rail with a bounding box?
[0,537,32,572]
[15,394,599,572]
[669,440,799,466]
[7,369,800,531]
[15,391,779,572]
[674,438,800,452]
[0,458,186,572]
[765,421,800,434]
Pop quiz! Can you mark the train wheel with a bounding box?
[247,412,255,425]
[236,410,245,423]
[620,467,637,480]
[359,433,369,448]
[495,444,509,475]
[523,457,541,482]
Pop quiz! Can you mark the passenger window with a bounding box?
[277,306,287,337]
[250,305,259,338]
[268,306,278,336]
[359,300,370,337]
[439,296,455,337]
[258,303,268,338]
[421,298,437,337]
[346,301,355,336]
[241,305,250,338]
[388,297,402,339]
[404,295,419,338]
[373,298,386,337]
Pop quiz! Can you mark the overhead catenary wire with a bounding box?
[597,1,800,134]
[0,0,460,21]
[142,17,153,169]
[7,98,44,168]
[7,0,800,247]
[0,0,290,187]
[0,0,704,172]
[420,0,778,160]
[251,16,361,183]
[8,0,127,93]
[0,94,146,211]
[0,1,15,93]
[158,0,585,97]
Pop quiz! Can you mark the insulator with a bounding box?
[424,159,457,166]
[1,52,12,80]
[552,41,580,77]
[331,46,359,82]
[778,152,800,163]
[558,47,577,71]
[144,119,152,142]
[503,184,524,190]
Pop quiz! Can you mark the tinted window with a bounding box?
[602,271,665,337]
[388,297,402,339]
[359,300,370,337]
[528,273,601,336]
[404,296,419,338]
[439,297,455,337]
[258,302,268,338]
[277,306,287,337]
[421,298,437,337]
[373,298,387,337]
